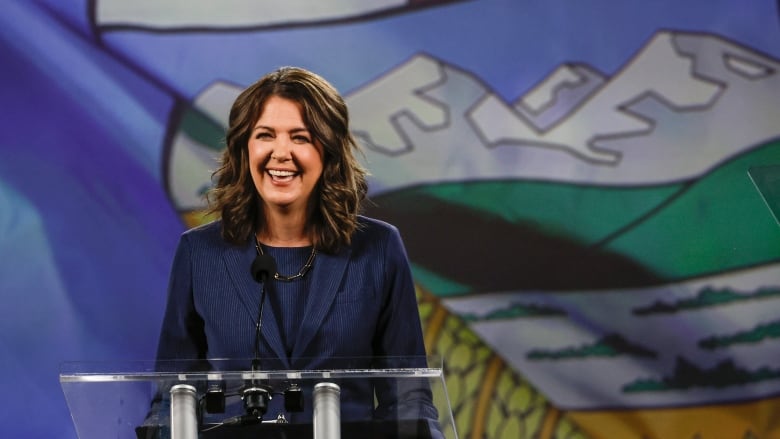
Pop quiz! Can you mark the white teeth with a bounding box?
[268,169,296,177]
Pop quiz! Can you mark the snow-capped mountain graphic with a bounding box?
[166,30,780,209]
[348,31,780,194]
[513,63,607,132]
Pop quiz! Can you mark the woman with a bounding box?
[154,67,437,429]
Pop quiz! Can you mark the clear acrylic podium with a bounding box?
[60,356,457,439]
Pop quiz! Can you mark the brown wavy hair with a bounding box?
[207,67,368,253]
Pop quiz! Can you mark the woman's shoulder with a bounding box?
[180,220,226,247]
[356,215,399,237]
[352,216,408,263]
[183,219,221,235]
[352,216,406,252]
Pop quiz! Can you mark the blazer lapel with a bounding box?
[290,246,351,359]
[222,242,289,367]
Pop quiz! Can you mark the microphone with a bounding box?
[250,253,275,363]
[243,253,276,421]
[251,253,277,283]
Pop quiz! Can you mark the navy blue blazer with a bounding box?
[156,216,436,423]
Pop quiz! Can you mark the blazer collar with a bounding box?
[221,239,352,367]
[291,245,351,360]
[222,241,289,368]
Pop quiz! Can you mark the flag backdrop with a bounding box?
[2,1,780,438]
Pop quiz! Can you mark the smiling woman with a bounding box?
[152,66,440,431]
[206,67,367,253]
[247,95,324,234]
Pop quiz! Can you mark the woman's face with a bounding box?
[248,95,324,214]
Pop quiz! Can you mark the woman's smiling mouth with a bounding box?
[267,168,297,182]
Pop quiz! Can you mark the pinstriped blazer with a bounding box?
[155,216,434,421]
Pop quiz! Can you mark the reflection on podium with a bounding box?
[60,356,456,439]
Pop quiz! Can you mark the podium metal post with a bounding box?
[312,382,341,439]
[170,384,198,439]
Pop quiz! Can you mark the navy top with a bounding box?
[261,244,313,358]
[155,216,439,426]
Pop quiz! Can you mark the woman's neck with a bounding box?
[258,207,312,247]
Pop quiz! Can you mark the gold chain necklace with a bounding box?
[254,237,316,282]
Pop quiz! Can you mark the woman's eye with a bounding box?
[255,132,272,140]
[293,135,311,144]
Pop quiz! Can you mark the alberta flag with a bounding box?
[1,1,779,438]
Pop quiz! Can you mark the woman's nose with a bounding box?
[270,137,293,162]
